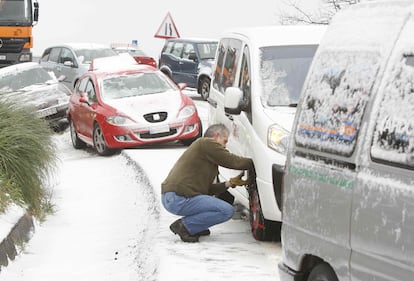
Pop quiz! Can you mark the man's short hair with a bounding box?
[204,123,229,137]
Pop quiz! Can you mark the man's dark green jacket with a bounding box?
[161,137,254,197]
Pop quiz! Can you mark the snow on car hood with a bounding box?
[103,90,184,122]
[263,106,296,132]
[0,83,69,110]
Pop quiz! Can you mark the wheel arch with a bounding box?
[159,67,172,79]
[197,74,211,90]
[299,255,329,281]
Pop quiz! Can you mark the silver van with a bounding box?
[279,1,414,281]
[207,25,326,241]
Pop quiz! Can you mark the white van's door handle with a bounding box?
[207,98,217,108]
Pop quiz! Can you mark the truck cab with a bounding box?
[0,0,39,67]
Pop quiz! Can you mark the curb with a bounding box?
[0,212,34,272]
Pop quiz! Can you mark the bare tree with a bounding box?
[277,0,361,25]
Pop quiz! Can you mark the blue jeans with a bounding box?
[161,192,234,235]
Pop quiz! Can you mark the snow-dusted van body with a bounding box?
[208,25,326,241]
[279,1,414,281]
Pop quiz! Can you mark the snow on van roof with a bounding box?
[319,0,414,55]
[221,25,327,47]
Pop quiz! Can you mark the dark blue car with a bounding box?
[158,38,218,100]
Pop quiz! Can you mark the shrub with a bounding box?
[0,102,57,218]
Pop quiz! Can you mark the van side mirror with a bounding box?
[224,87,243,115]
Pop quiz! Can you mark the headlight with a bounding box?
[106,116,135,126]
[267,124,290,154]
[177,105,196,119]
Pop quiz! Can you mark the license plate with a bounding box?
[0,55,6,60]
[149,125,170,134]
[37,107,58,118]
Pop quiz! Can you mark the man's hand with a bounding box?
[229,172,250,187]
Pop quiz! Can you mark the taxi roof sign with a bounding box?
[154,12,180,39]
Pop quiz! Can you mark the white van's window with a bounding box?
[239,46,252,122]
[371,55,414,169]
[213,41,227,92]
[212,39,242,94]
[259,45,317,107]
[295,51,380,156]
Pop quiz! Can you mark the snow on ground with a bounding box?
[0,94,282,280]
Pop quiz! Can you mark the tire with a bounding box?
[248,182,281,241]
[199,77,210,101]
[93,123,115,156]
[70,119,86,149]
[180,120,203,146]
[307,263,338,281]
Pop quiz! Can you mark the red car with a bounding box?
[68,56,202,156]
[112,47,157,68]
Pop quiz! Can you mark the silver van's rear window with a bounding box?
[371,55,414,169]
[295,51,380,156]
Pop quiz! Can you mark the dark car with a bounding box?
[0,62,71,131]
[158,38,218,100]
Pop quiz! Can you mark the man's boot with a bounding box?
[169,219,199,243]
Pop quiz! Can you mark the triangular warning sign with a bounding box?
[154,12,180,39]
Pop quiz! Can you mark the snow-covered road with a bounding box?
[0,91,282,280]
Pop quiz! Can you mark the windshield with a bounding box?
[260,45,318,107]
[0,0,32,24]
[0,67,54,93]
[101,72,177,100]
[196,42,217,60]
[75,48,118,64]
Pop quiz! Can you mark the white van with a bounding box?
[279,1,414,280]
[207,25,326,241]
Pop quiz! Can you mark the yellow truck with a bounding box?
[0,0,39,67]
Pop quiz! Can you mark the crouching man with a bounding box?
[161,123,254,242]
